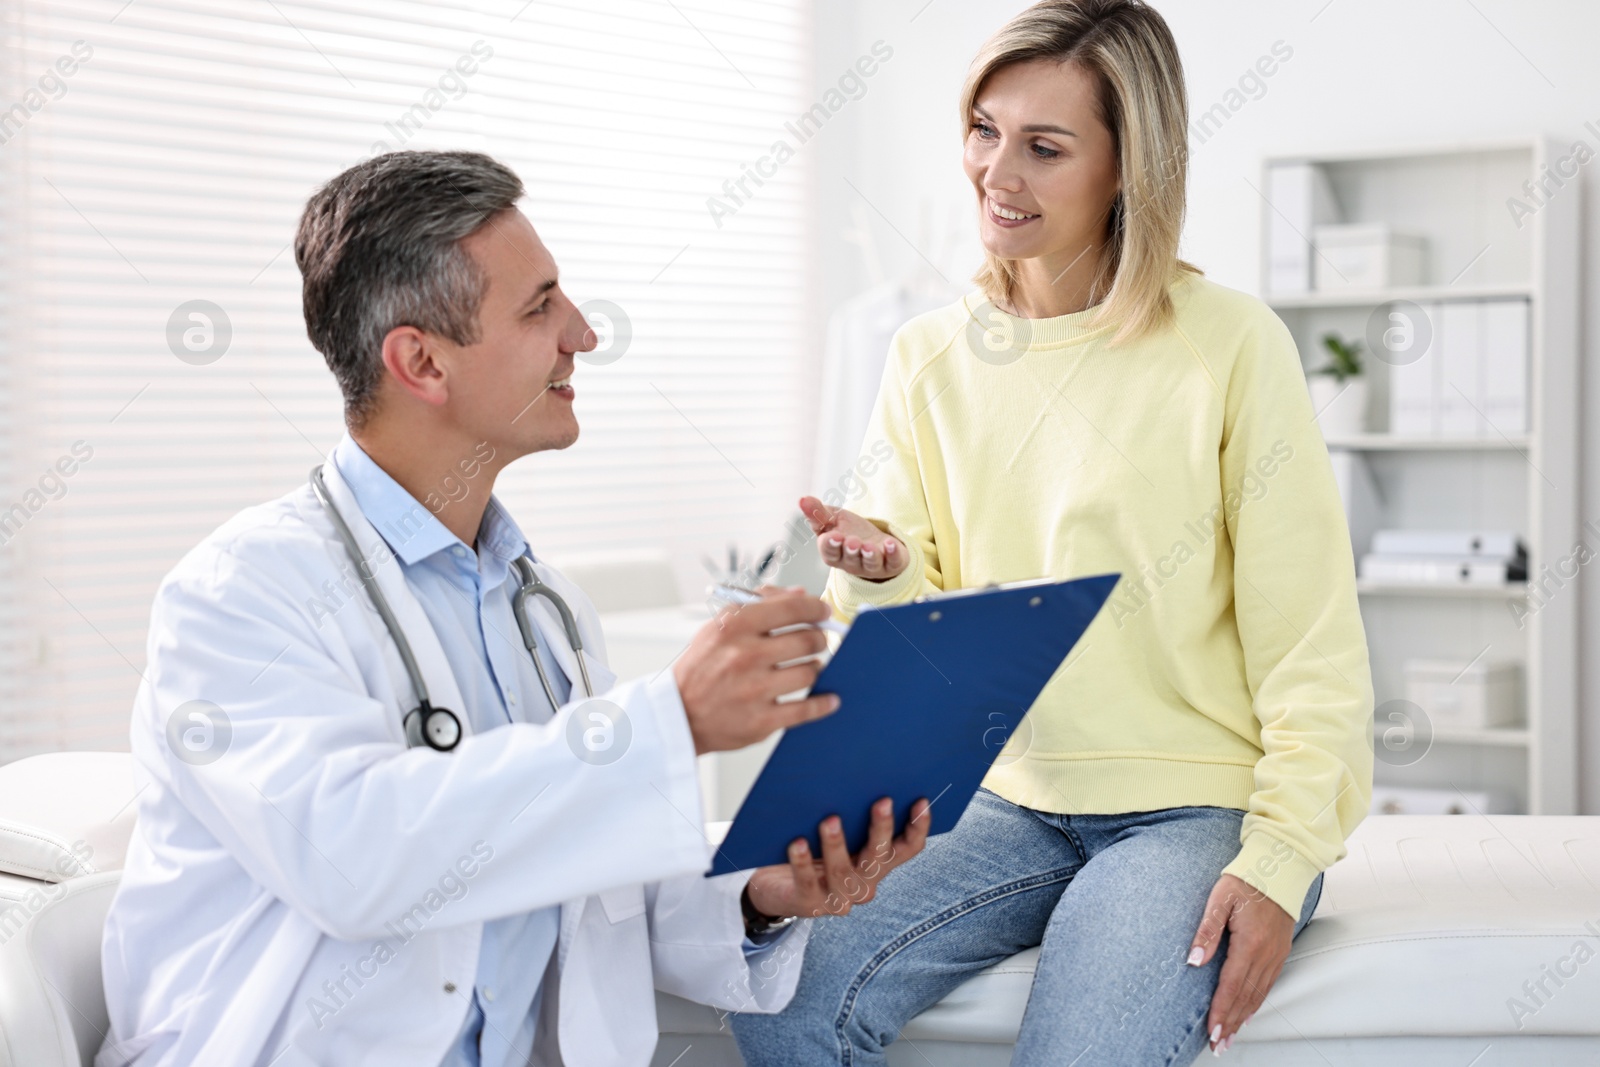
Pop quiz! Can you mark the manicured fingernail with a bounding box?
[885,542,897,553]
[1210,1023,1221,1047]
[1243,1012,1254,1028]
[827,818,841,835]
[1187,946,1204,966]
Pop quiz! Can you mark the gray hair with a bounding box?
[294,150,525,429]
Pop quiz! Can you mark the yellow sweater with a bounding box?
[825,272,1374,918]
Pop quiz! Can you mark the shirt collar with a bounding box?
[330,432,530,568]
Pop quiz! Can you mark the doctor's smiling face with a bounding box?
[425,208,596,457]
[297,151,603,544]
[297,151,609,548]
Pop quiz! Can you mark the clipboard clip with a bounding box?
[911,576,1058,605]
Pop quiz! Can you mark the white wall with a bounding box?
[806,0,1599,812]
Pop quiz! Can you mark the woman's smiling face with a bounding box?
[962,58,1122,270]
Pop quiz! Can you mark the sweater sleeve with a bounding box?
[824,329,946,619]
[1213,308,1375,919]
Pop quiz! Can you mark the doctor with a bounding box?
[97,150,928,1067]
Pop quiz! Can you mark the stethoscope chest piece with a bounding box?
[405,701,463,752]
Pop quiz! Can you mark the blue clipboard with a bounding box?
[707,572,1119,876]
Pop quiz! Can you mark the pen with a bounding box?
[707,584,850,636]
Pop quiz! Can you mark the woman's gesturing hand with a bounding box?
[1188,873,1295,1054]
[799,496,908,582]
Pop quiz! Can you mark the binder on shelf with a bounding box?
[1387,301,1439,435]
[1362,528,1527,585]
[1436,301,1482,437]
[1386,298,1528,440]
[1266,163,1340,297]
[1482,299,1530,435]
[1359,556,1521,585]
[1369,529,1524,558]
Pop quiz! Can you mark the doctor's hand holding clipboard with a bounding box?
[679,586,932,923]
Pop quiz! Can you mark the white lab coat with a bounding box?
[96,453,810,1067]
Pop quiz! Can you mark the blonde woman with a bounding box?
[731,1,1372,1062]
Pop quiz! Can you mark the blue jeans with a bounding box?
[732,788,1322,1066]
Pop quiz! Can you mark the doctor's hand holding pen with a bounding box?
[799,496,908,582]
[673,585,842,754]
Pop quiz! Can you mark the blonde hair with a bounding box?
[960,0,1201,344]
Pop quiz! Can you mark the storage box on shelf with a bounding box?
[1404,658,1522,730]
[1312,223,1428,291]
[1259,138,1579,815]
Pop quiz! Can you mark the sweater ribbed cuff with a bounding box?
[1221,829,1323,921]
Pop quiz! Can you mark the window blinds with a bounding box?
[0,0,810,758]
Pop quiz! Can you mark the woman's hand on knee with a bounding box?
[799,496,908,582]
[1186,873,1294,1054]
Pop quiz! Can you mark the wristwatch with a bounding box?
[740,884,798,938]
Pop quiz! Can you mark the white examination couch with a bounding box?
[1,753,1598,1067]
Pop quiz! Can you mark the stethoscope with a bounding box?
[309,465,593,752]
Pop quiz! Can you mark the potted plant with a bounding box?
[1307,332,1367,437]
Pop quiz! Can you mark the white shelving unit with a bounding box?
[1269,281,1533,310]
[1260,137,1580,815]
[1323,434,1531,452]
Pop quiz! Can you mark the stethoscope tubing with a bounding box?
[511,556,594,708]
[310,465,437,713]
[310,464,593,751]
